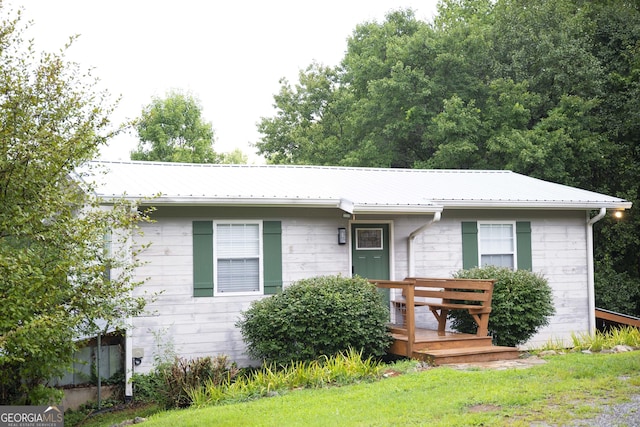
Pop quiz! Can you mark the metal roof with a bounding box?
[80,161,631,213]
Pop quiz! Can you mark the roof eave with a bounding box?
[130,196,344,208]
[99,195,446,213]
[98,195,632,211]
[438,200,633,210]
[352,205,444,214]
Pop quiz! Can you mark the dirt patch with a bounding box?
[447,356,547,371]
[467,404,501,413]
[382,369,403,378]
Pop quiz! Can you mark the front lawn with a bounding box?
[134,351,639,427]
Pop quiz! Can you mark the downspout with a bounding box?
[125,317,134,401]
[586,207,606,335]
[408,212,441,277]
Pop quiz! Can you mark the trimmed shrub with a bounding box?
[448,266,555,347]
[236,275,393,366]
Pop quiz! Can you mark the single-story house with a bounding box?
[83,160,630,398]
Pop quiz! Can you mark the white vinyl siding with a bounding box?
[129,210,589,371]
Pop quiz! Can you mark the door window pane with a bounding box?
[356,228,383,250]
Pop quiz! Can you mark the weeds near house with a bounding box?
[131,354,239,409]
[188,348,383,408]
[606,326,640,347]
[571,331,607,351]
[542,326,640,352]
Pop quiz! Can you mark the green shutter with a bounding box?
[193,221,214,297]
[263,221,283,295]
[462,221,479,269]
[516,221,532,271]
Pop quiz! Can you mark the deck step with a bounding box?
[415,346,521,365]
[412,335,493,351]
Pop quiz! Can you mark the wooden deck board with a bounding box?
[391,326,479,342]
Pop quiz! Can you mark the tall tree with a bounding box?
[0,7,148,404]
[256,1,640,314]
[257,63,351,165]
[219,148,248,164]
[131,90,219,163]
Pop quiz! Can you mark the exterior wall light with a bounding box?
[338,227,347,245]
[613,211,623,219]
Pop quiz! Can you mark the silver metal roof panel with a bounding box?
[80,161,631,212]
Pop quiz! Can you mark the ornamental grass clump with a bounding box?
[570,326,640,352]
[188,348,384,408]
[236,275,393,366]
[449,266,555,347]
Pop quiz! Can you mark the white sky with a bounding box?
[9,1,439,163]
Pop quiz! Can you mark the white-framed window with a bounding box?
[478,222,516,269]
[214,221,263,295]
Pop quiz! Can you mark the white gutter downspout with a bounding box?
[586,207,606,335]
[408,212,442,277]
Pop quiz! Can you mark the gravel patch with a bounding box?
[446,353,640,426]
[568,394,640,427]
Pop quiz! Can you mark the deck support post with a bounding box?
[405,283,415,357]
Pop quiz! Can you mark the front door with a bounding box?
[352,223,390,306]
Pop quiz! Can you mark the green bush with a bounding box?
[448,266,555,347]
[236,275,393,365]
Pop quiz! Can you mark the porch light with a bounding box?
[613,210,623,219]
[338,227,347,245]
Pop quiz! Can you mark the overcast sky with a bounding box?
[10,1,439,163]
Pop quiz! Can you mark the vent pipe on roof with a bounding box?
[586,207,606,336]
[408,212,441,277]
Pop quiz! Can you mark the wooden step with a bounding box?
[412,335,493,351]
[415,346,521,365]
[389,335,494,357]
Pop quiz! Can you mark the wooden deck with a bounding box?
[388,324,520,365]
[372,279,521,365]
[595,307,640,329]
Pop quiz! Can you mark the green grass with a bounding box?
[135,351,639,427]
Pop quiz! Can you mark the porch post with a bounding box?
[405,283,415,358]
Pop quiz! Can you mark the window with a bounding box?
[215,222,262,294]
[356,228,383,250]
[462,221,532,271]
[192,220,282,297]
[479,223,515,269]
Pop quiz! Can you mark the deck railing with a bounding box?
[369,279,417,357]
[370,277,495,358]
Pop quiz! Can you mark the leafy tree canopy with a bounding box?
[131,90,220,163]
[0,6,149,404]
[256,0,640,315]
